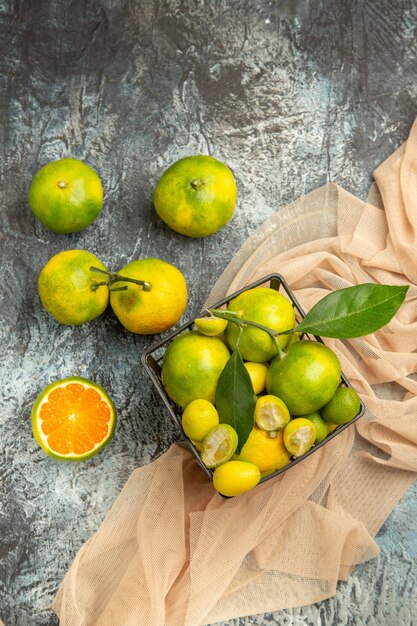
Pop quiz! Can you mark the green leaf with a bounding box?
[296,283,409,339]
[215,348,256,453]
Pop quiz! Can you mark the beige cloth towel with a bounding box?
[52,121,417,626]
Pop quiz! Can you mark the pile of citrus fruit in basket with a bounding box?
[161,285,363,497]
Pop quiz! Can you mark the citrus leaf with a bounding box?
[215,348,256,453]
[296,284,409,338]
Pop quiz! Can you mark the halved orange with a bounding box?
[32,377,116,461]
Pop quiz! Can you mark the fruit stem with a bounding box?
[208,307,287,360]
[89,266,152,291]
[235,325,243,350]
[190,178,205,191]
[272,335,285,360]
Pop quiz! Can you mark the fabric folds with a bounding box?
[53,120,417,626]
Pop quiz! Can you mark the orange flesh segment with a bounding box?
[39,383,111,455]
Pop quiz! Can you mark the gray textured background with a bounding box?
[1,1,417,625]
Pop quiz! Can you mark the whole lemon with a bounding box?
[266,340,341,415]
[213,460,261,497]
[181,399,219,442]
[154,155,237,237]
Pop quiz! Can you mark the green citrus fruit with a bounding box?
[266,340,342,415]
[28,158,103,234]
[161,331,230,408]
[32,377,116,461]
[225,288,295,362]
[194,317,228,336]
[38,250,109,325]
[154,155,237,237]
[200,424,238,468]
[303,412,328,444]
[287,331,301,346]
[235,426,291,476]
[254,394,290,432]
[283,418,317,457]
[110,258,187,334]
[321,387,361,424]
[181,399,219,442]
[244,362,268,394]
[213,460,261,497]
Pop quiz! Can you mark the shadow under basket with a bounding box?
[141,273,365,491]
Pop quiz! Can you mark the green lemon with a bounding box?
[181,399,219,442]
[213,460,261,497]
[266,340,342,415]
[283,418,317,457]
[200,424,238,468]
[154,155,237,237]
[161,331,230,408]
[303,412,328,444]
[321,387,361,424]
[225,287,295,363]
[28,158,103,234]
[287,331,301,346]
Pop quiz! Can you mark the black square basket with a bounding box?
[141,273,365,486]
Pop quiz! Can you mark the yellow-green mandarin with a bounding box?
[321,387,361,424]
[266,340,341,415]
[213,461,261,497]
[38,250,109,325]
[225,288,295,362]
[161,331,230,408]
[154,155,237,237]
[110,258,187,334]
[28,158,103,234]
[235,426,291,476]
